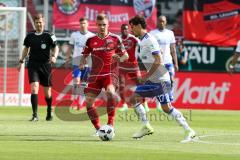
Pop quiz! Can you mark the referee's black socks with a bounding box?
[31,94,38,117]
[45,96,52,114]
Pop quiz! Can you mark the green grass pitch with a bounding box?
[0,106,240,160]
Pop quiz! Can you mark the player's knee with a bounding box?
[44,92,51,98]
[31,89,38,94]
[85,94,95,105]
[161,104,171,113]
[85,98,94,107]
[30,83,39,93]
[73,78,80,85]
[106,90,114,99]
[129,96,137,105]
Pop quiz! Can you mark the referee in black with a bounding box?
[17,14,59,121]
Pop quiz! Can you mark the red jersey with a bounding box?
[83,33,126,76]
[120,34,139,69]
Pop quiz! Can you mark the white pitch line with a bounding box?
[193,134,240,146]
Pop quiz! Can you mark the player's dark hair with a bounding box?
[34,13,44,22]
[79,17,88,22]
[96,13,108,21]
[158,15,167,21]
[121,24,128,28]
[129,15,146,29]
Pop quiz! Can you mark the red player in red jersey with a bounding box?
[118,24,149,112]
[80,14,128,133]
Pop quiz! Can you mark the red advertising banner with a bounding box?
[183,0,240,47]
[21,69,240,110]
[53,0,157,32]
[173,72,240,110]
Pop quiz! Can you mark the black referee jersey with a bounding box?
[24,30,57,64]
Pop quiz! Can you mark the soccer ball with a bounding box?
[98,125,115,141]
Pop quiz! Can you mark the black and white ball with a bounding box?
[98,125,115,141]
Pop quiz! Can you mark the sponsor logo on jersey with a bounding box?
[93,47,106,51]
[105,39,115,51]
[56,0,80,15]
[133,0,155,19]
[123,39,133,50]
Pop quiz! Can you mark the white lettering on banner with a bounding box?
[0,93,31,106]
[187,46,215,64]
[174,78,230,104]
[85,7,129,22]
[5,96,18,104]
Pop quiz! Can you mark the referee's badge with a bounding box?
[41,43,46,49]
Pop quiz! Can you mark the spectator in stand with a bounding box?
[228,40,240,73]
[177,40,192,71]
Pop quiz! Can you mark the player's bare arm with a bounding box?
[119,51,129,62]
[112,37,129,62]
[65,45,73,68]
[170,43,179,71]
[112,54,121,61]
[79,54,88,70]
[112,51,129,62]
[17,46,29,72]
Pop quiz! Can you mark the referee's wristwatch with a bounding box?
[19,59,24,64]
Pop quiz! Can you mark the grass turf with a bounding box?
[0,107,240,160]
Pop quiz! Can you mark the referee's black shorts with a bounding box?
[28,62,52,87]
